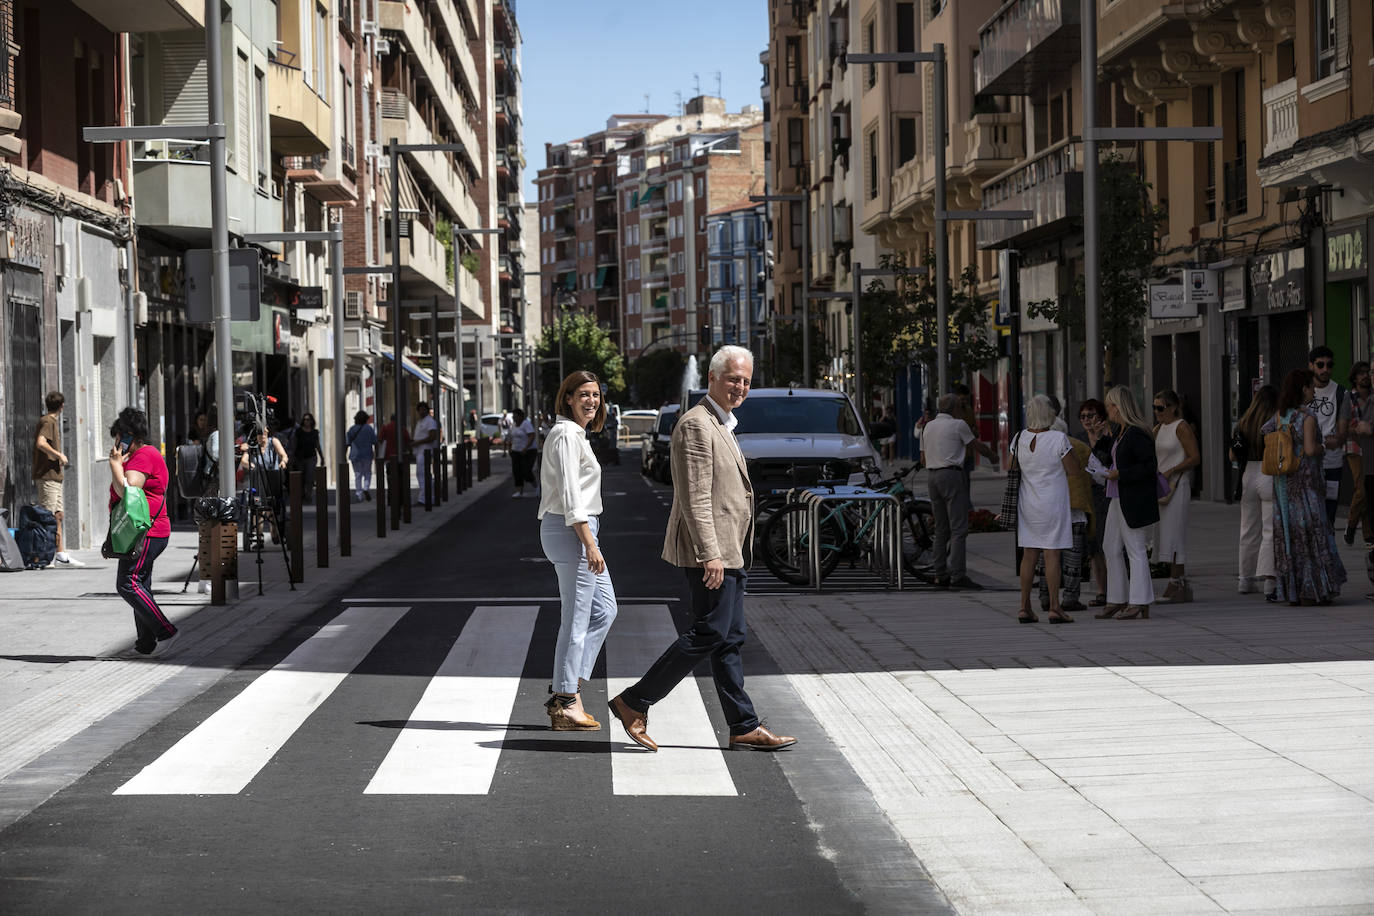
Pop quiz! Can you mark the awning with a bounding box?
[378,157,426,218]
[562,271,577,291]
[653,294,668,310]
[595,266,609,288]
[380,348,456,390]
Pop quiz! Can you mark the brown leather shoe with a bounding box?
[728,725,797,751]
[608,694,657,751]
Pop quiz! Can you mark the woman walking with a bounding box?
[1231,386,1278,597]
[1153,390,1200,602]
[346,411,378,501]
[108,408,177,655]
[1263,369,1346,605]
[1099,386,1159,620]
[538,371,618,729]
[1015,395,1079,624]
[294,413,324,503]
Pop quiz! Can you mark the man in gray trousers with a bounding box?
[920,393,994,590]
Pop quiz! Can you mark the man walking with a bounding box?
[412,401,439,506]
[1308,346,1349,527]
[609,345,794,752]
[508,408,538,497]
[33,391,82,567]
[921,393,992,589]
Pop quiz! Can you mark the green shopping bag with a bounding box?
[107,486,153,558]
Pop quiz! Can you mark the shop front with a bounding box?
[1315,220,1372,383]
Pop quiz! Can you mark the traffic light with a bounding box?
[699,324,710,347]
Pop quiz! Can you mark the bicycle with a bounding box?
[759,465,936,586]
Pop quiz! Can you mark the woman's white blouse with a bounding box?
[537,416,603,525]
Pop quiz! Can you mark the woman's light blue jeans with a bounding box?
[540,513,618,694]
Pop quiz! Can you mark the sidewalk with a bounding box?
[0,470,508,825]
[757,467,1374,914]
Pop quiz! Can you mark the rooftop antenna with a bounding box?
[674,90,683,115]
[643,93,650,113]
[714,71,722,97]
[693,73,700,96]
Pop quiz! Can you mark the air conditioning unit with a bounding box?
[345,290,364,319]
[365,141,382,160]
[374,38,391,56]
[360,19,379,37]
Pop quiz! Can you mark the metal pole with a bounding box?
[454,243,464,437]
[933,42,950,399]
[124,236,138,398]
[389,138,406,520]
[801,192,811,385]
[852,260,863,413]
[475,334,485,419]
[207,0,235,498]
[1082,0,1102,395]
[331,222,350,556]
[430,294,440,438]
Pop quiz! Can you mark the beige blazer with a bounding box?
[661,401,754,569]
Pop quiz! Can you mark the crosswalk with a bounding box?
[115,601,743,798]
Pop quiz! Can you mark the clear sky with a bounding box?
[516,0,770,201]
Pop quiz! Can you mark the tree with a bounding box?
[766,320,830,388]
[1025,153,1166,383]
[627,347,685,407]
[536,312,626,405]
[849,252,1000,405]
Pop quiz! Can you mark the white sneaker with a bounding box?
[512,491,522,498]
[1236,577,1252,594]
[52,553,86,568]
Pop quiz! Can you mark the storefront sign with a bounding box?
[1149,284,1195,319]
[1326,225,1367,280]
[1251,248,1306,314]
[1186,269,1219,306]
[231,306,291,355]
[1221,266,1246,311]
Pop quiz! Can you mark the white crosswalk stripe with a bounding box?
[605,604,738,796]
[116,605,410,795]
[113,601,740,797]
[365,606,538,795]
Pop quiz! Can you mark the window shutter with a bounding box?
[1335,0,1350,71]
[162,37,208,126]
[234,52,250,174]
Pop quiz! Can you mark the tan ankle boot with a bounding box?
[546,693,600,731]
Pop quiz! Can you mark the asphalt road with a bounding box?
[0,459,940,914]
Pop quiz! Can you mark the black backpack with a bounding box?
[15,504,57,569]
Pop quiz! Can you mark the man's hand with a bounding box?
[58,452,70,468]
[702,558,725,590]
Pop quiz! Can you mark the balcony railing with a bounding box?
[0,1,13,106]
[1263,77,1298,158]
[976,137,1082,249]
[975,0,1080,97]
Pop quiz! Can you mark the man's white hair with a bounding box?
[709,345,754,376]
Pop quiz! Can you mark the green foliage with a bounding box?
[536,312,626,405]
[1025,153,1166,382]
[627,348,686,407]
[767,320,831,388]
[849,251,999,403]
[435,216,454,284]
[461,251,480,275]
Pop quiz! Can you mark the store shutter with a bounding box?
[162,36,208,126]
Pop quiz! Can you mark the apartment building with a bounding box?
[764,0,810,372]
[484,0,524,412]
[704,200,767,360]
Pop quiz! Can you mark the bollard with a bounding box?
[316,472,329,568]
[453,445,464,494]
[467,439,475,487]
[376,457,387,538]
[423,450,433,512]
[478,436,491,481]
[389,458,401,530]
[288,470,304,584]
[337,461,351,557]
[439,444,449,502]
[401,454,413,524]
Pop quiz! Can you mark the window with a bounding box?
[863,18,876,90]
[785,36,800,86]
[1314,0,1347,79]
[866,127,879,199]
[232,50,249,174]
[1222,69,1247,217]
[790,201,803,251]
[340,68,355,160]
[897,118,916,165]
[300,0,314,89]
[314,4,328,101]
[896,4,915,73]
[696,176,704,195]
[255,67,268,186]
[788,118,805,166]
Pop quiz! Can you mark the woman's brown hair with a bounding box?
[1277,368,1314,414]
[555,370,606,432]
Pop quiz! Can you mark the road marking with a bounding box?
[115,605,410,795]
[365,606,538,795]
[340,596,679,603]
[605,604,738,797]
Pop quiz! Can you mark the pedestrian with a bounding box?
[1098,386,1159,620]
[868,408,895,464]
[1013,395,1079,624]
[293,412,323,503]
[538,371,618,730]
[33,390,83,567]
[378,413,409,462]
[239,424,289,545]
[921,392,994,590]
[1079,398,1113,607]
[467,408,481,441]
[412,401,439,505]
[188,409,210,444]
[1037,412,1094,614]
[1046,394,1069,433]
[609,345,795,752]
[1306,345,1349,527]
[1231,385,1278,597]
[953,382,981,483]
[108,407,176,655]
[346,410,378,501]
[1343,362,1372,545]
[1153,390,1200,603]
[508,408,538,497]
[1351,370,1374,551]
[499,409,513,454]
[1263,368,1347,605]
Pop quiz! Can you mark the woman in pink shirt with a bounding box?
[108,408,177,655]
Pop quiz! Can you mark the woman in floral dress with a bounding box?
[1262,368,1346,604]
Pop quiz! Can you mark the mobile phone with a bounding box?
[118,434,134,451]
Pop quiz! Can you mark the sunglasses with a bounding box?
[1314,361,1333,368]
[1153,404,1167,412]
[1079,414,1098,421]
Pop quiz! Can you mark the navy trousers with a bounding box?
[623,568,760,736]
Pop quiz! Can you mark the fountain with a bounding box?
[679,354,701,407]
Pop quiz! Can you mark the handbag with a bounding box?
[1261,414,1297,476]
[1156,471,1174,503]
[102,486,163,559]
[997,433,1021,531]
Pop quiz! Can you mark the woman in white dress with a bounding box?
[1153,389,1200,603]
[1015,395,1081,623]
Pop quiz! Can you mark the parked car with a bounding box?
[640,403,679,482]
[620,409,659,443]
[588,403,620,464]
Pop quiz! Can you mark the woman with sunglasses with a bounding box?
[1099,386,1158,619]
[1152,390,1200,603]
[1078,399,1113,607]
[293,413,324,504]
[1262,369,1346,605]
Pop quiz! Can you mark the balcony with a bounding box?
[889,156,926,219]
[595,184,615,200]
[268,60,330,155]
[641,234,669,254]
[383,217,452,298]
[962,112,1024,178]
[456,260,485,319]
[132,140,281,244]
[642,269,669,288]
[596,220,617,235]
[976,137,1082,250]
[1263,77,1298,158]
[975,0,1080,98]
[380,89,479,230]
[68,0,201,31]
[284,154,359,204]
[552,219,574,239]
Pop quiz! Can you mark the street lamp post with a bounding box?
[749,192,809,383]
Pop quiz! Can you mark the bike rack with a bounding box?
[782,485,905,592]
